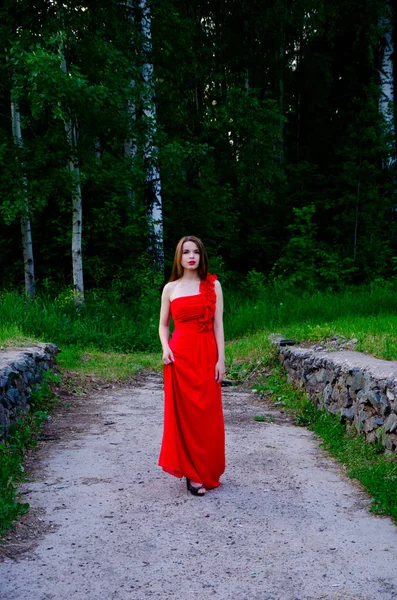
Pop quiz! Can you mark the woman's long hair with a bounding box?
[169,236,209,281]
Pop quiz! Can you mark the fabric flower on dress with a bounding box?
[198,273,217,332]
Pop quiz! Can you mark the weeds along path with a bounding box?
[1,373,397,600]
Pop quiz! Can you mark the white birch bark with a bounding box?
[139,0,164,272]
[379,3,395,167]
[94,138,102,162]
[60,47,84,304]
[11,99,35,298]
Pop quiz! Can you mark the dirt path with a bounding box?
[1,373,397,600]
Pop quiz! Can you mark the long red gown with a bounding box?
[158,274,225,489]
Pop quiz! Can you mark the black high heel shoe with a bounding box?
[186,478,206,496]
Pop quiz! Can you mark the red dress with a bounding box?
[158,274,225,489]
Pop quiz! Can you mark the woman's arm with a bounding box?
[213,279,225,383]
[159,284,175,365]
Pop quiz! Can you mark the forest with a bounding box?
[1,0,397,300]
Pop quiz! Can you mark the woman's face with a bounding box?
[181,241,200,272]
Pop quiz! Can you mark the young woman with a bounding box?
[158,236,225,496]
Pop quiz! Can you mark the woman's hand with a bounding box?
[162,346,175,365]
[215,360,225,383]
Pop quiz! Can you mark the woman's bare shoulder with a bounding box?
[162,281,179,298]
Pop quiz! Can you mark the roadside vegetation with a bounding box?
[0,372,59,534]
[1,277,397,366]
[1,277,397,532]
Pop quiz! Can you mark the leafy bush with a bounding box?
[241,269,267,299]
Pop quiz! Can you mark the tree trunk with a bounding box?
[20,216,35,297]
[94,138,102,162]
[379,2,395,168]
[139,0,164,273]
[11,99,35,298]
[60,46,84,304]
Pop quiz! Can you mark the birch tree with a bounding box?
[139,0,164,272]
[59,37,84,305]
[124,0,137,204]
[379,1,395,167]
[10,98,35,299]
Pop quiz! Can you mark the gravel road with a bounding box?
[1,373,397,600]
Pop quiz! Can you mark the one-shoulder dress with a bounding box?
[158,274,225,489]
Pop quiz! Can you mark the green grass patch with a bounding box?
[254,363,397,522]
[226,283,397,360]
[225,332,274,381]
[0,371,60,535]
[0,324,34,348]
[254,415,274,423]
[0,289,160,353]
[58,346,162,380]
[2,282,397,381]
[1,282,397,361]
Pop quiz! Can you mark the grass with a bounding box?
[253,361,397,522]
[225,283,397,361]
[58,346,162,380]
[0,372,59,535]
[0,324,34,348]
[254,415,274,423]
[0,288,160,353]
[1,281,397,360]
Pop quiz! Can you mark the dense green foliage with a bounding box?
[1,278,397,360]
[1,1,397,294]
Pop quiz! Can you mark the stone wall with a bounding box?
[277,345,397,452]
[0,343,59,439]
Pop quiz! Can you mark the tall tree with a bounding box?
[139,0,164,272]
[10,97,35,298]
[124,0,137,205]
[379,0,395,167]
[58,10,84,304]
